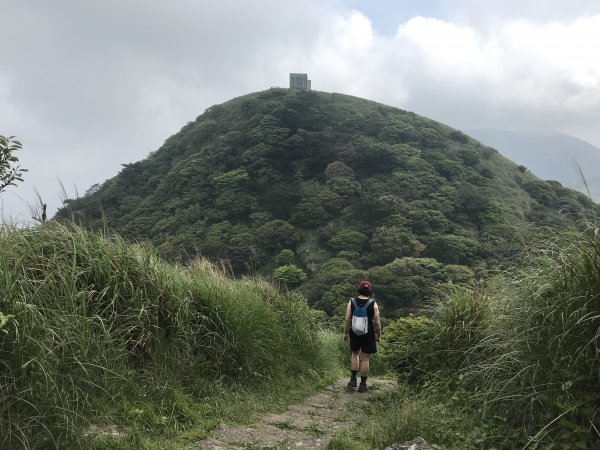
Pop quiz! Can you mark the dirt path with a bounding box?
[196,377,396,449]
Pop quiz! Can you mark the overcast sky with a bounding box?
[1,0,600,223]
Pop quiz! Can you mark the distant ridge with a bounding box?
[466,129,600,202]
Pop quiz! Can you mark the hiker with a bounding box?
[343,280,381,393]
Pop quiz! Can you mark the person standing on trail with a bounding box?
[343,280,381,393]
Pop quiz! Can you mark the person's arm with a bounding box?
[343,300,352,341]
[373,302,382,342]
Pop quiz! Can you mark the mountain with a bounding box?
[57,89,597,317]
[466,129,600,201]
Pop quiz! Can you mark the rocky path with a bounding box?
[196,377,396,450]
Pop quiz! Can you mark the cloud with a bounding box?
[300,10,600,142]
[1,1,599,222]
[0,0,335,221]
[442,0,600,24]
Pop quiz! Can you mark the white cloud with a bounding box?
[505,17,600,86]
[302,11,600,143]
[397,17,488,76]
[443,0,600,24]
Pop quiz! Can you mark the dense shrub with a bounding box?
[379,315,440,381]
[273,264,307,286]
[0,223,332,449]
[380,229,600,448]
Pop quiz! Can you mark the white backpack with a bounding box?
[351,298,374,335]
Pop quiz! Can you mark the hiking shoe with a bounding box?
[357,383,369,393]
[347,378,357,388]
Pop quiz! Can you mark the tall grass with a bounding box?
[380,228,600,448]
[0,222,336,449]
[472,229,600,447]
[328,383,506,450]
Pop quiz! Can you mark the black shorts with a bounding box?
[349,333,377,354]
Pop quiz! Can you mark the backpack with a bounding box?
[351,297,374,336]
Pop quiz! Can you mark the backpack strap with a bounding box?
[352,298,374,312]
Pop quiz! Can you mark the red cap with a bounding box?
[358,280,373,295]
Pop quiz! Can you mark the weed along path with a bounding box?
[196,377,396,449]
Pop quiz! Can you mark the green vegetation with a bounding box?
[56,89,597,318]
[0,223,341,449]
[333,227,599,449]
[328,384,508,450]
[27,89,599,448]
[0,135,26,193]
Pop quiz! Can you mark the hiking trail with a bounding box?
[196,377,396,449]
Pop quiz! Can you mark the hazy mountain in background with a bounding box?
[466,129,600,202]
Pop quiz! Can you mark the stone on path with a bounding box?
[196,377,396,450]
[384,437,433,450]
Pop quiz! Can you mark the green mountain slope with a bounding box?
[466,128,600,201]
[58,89,597,316]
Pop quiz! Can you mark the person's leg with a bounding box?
[359,352,370,378]
[351,351,360,371]
[347,350,360,387]
[358,352,371,392]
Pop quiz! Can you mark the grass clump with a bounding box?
[375,228,600,448]
[328,383,509,450]
[0,222,338,449]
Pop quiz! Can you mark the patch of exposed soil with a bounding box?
[196,377,396,449]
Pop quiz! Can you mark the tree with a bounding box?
[325,161,354,180]
[407,209,451,235]
[273,264,307,286]
[369,226,422,264]
[0,136,27,193]
[304,258,361,304]
[367,257,448,314]
[256,220,297,250]
[290,197,328,228]
[423,234,479,265]
[275,249,295,266]
[327,229,368,252]
[315,283,354,316]
[212,169,255,217]
[319,190,344,216]
[329,177,362,197]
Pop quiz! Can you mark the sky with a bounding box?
[1,0,600,223]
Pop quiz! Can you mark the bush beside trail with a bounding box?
[380,229,600,448]
[0,223,338,449]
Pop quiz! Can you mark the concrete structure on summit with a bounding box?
[289,73,311,91]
